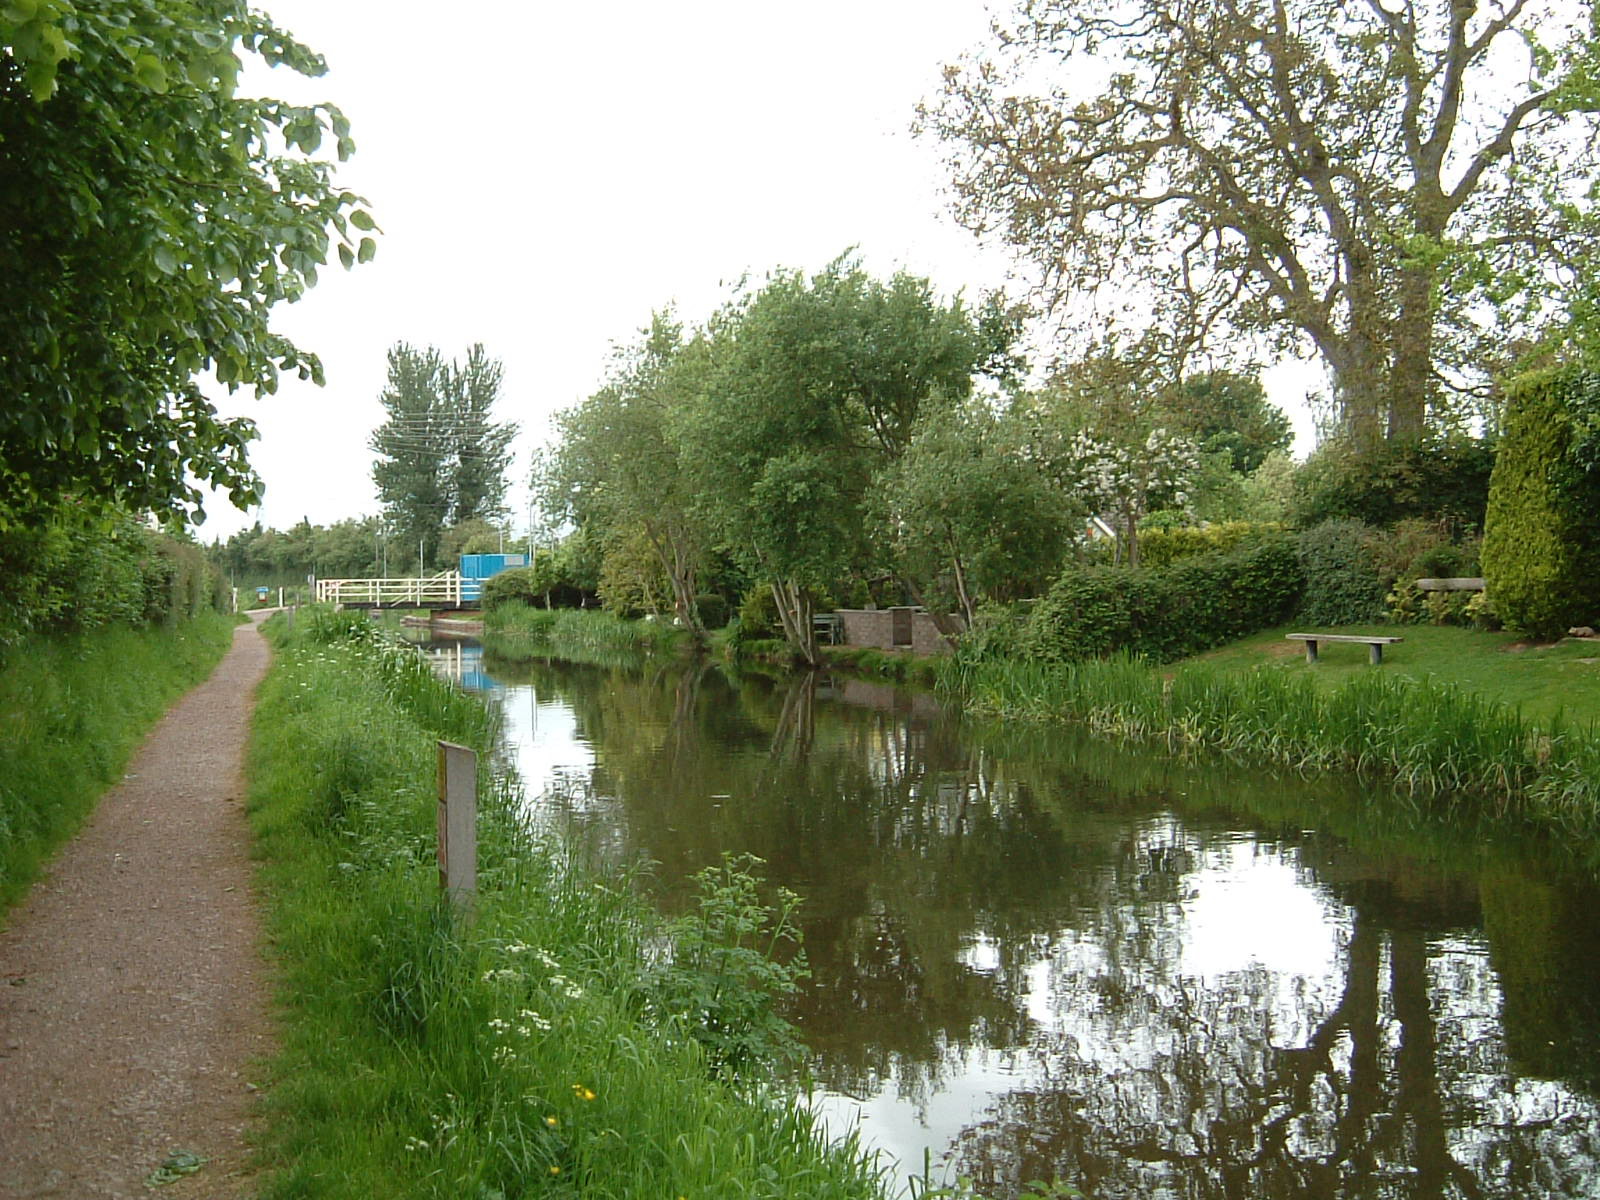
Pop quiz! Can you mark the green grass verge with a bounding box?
[246,608,887,1199]
[0,611,235,916]
[1191,621,1600,729]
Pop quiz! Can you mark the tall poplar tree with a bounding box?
[369,343,517,570]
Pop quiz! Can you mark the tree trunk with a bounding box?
[1386,265,1435,443]
[769,579,820,667]
[899,575,964,648]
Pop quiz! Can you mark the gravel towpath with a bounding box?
[0,616,274,1199]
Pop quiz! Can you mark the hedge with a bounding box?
[1020,535,1304,664]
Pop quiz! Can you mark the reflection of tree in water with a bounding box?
[503,660,1600,1198]
[948,886,1600,1199]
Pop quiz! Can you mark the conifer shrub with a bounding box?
[1021,536,1303,664]
[1295,519,1388,625]
[1482,369,1600,640]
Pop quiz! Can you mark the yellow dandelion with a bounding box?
[571,1083,596,1101]
[549,1164,561,1176]
[545,1115,559,1127]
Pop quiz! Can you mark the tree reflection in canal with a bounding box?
[459,646,1600,1198]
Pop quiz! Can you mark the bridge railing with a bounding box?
[315,572,465,608]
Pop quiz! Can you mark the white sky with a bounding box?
[200,0,1322,544]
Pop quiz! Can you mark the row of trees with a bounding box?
[544,257,1297,664]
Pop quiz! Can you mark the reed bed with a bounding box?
[484,604,689,659]
[0,611,234,913]
[941,654,1600,834]
[247,611,891,1199]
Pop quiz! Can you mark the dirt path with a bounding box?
[0,617,274,1199]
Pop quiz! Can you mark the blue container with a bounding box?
[458,553,527,603]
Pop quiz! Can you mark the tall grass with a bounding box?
[0,612,236,914]
[247,610,889,1199]
[941,654,1600,834]
[483,603,690,667]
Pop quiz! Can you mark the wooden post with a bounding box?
[436,741,477,907]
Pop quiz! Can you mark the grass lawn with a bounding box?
[1192,622,1600,729]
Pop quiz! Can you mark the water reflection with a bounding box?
[430,640,1600,1198]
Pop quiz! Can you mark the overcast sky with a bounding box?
[202,0,1319,545]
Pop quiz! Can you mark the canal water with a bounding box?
[416,635,1600,1199]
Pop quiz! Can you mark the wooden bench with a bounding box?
[1286,632,1403,665]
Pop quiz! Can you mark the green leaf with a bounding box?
[349,209,375,231]
[357,236,376,263]
[153,245,179,275]
[133,53,169,93]
[337,242,354,269]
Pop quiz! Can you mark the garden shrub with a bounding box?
[1296,519,1387,625]
[1292,436,1495,532]
[1482,368,1600,639]
[1137,521,1286,568]
[1021,536,1303,664]
[694,593,730,629]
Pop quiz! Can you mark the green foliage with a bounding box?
[639,852,809,1079]
[1158,370,1293,475]
[0,0,372,517]
[1135,521,1285,568]
[1020,537,1303,664]
[0,611,233,912]
[694,593,731,630]
[211,516,383,583]
[0,503,226,655]
[370,343,517,568]
[1292,437,1496,532]
[949,650,1600,830]
[247,618,882,1197]
[1482,369,1600,639]
[1295,520,1388,626]
[876,398,1075,620]
[478,543,595,611]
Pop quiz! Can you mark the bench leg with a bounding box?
[1369,643,1383,665]
[1304,640,1318,664]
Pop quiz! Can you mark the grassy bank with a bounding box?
[246,608,886,1199]
[943,649,1600,834]
[1192,622,1600,728]
[0,611,235,915]
[484,604,690,662]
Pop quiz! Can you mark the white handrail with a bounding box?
[315,572,465,607]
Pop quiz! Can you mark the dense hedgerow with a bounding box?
[1135,521,1286,568]
[1292,436,1496,531]
[1295,519,1388,626]
[1019,536,1303,665]
[0,502,225,657]
[1482,369,1600,639]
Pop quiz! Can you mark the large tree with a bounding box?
[369,343,517,569]
[681,258,1020,665]
[549,313,713,635]
[919,0,1600,448]
[0,0,374,522]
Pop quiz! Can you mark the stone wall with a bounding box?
[833,608,960,656]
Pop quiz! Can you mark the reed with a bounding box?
[484,603,689,659]
[247,613,890,1199]
[944,654,1600,833]
[0,612,234,913]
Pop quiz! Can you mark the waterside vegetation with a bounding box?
[246,608,888,1199]
[0,611,235,914]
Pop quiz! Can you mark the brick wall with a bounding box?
[833,608,961,656]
